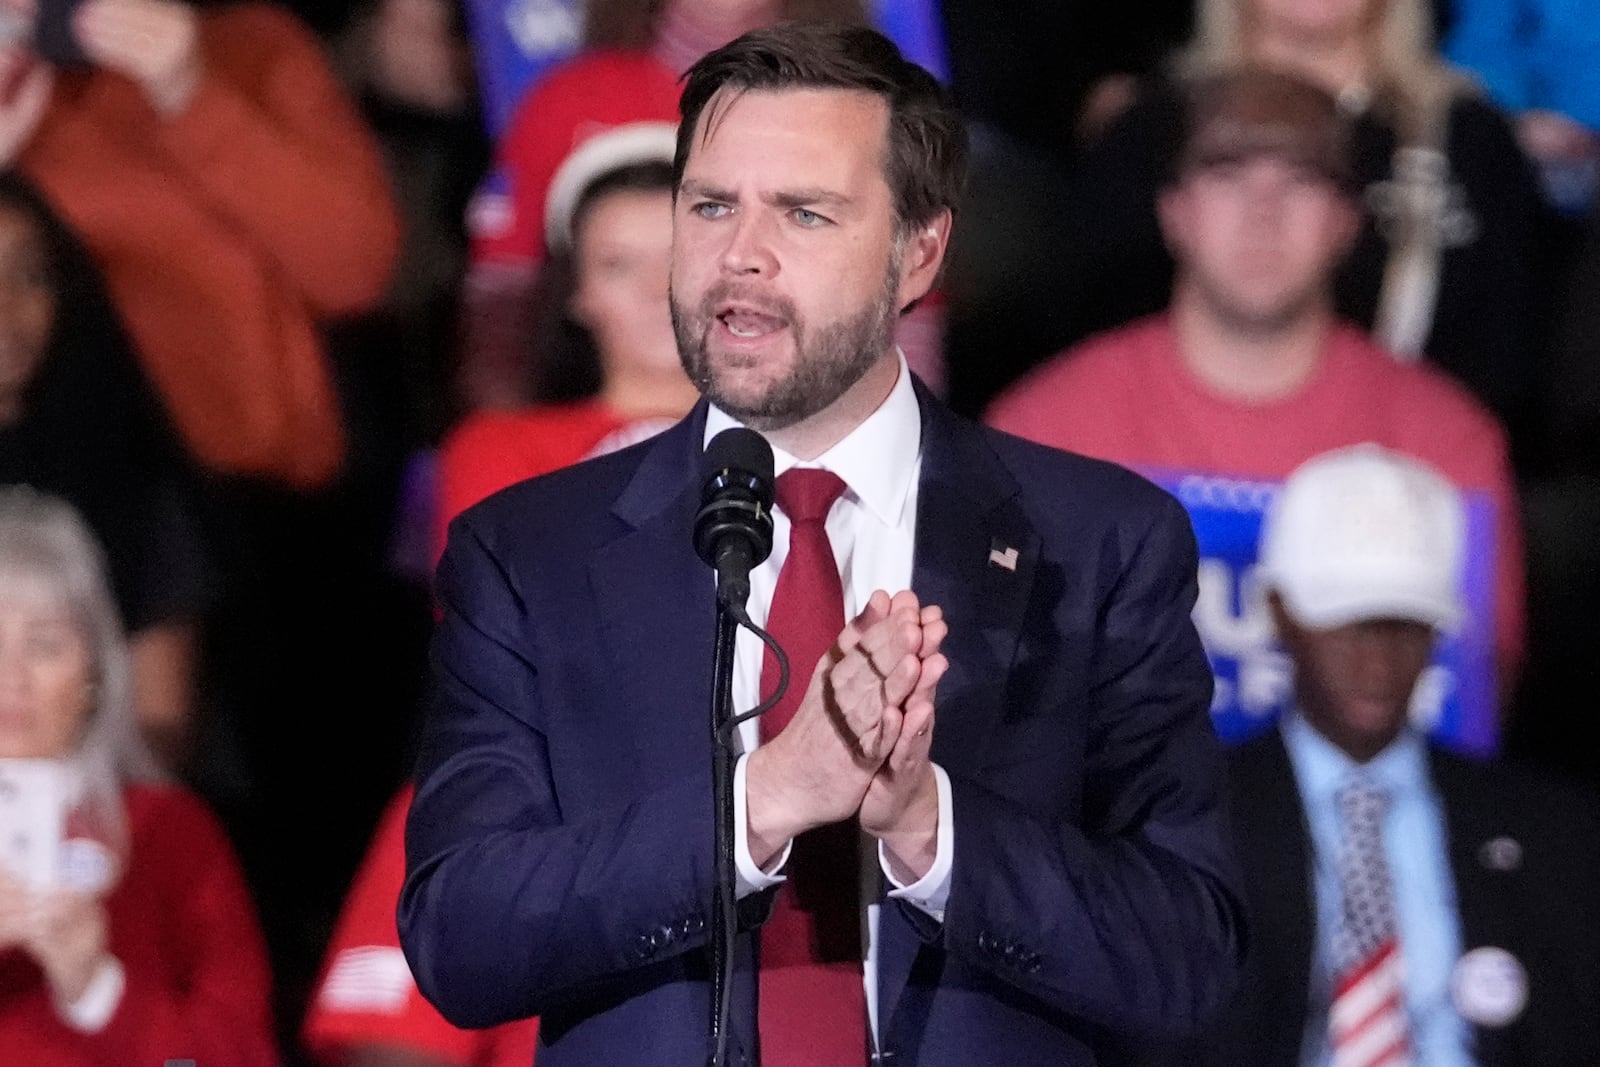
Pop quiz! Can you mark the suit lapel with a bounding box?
[910,384,1038,778]
[587,407,764,1060]
[1231,733,1319,1066]
[589,406,719,794]
[879,385,1039,1035]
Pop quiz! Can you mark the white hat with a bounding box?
[542,121,679,253]
[1258,444,1466,631]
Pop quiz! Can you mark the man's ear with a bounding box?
[895,209,953,311]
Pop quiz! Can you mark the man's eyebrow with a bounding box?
[679,180,737,202]
[766,188,853,211]
[678,180,855,211]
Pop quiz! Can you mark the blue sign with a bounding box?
[463,0,584,138]
[1151,469,1500,756]
[463,0,950,138]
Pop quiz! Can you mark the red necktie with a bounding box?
[757,468,866,1066]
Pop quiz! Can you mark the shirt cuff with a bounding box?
[880,764,954,922]
[54,956,125,1033]
[734,753,791,897]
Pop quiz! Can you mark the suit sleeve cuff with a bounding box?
[53,956,125,1033]
[734,753,791,896]
[880,763,954,922]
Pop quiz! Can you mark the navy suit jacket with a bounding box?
[399,385,1246,1066]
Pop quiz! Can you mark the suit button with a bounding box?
[1024,953,1042,974]
[976,932,993,953]
[635,934,655,960]
[691,915,707,933]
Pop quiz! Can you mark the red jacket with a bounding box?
[20,4,400,488]
[0,784,277,1066]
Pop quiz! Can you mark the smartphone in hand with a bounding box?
[0,759,67,890]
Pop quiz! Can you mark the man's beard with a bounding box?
[670,251,903,431]
[1191,268,1328,340]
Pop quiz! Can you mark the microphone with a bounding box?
[694,428,775,615]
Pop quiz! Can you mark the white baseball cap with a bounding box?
[1258,444,1466,631]
[543,121,679,253]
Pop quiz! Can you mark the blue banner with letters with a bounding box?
[1151,469,1500,756]
[463,0,950,138]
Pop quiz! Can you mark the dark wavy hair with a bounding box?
[674,22,968,236]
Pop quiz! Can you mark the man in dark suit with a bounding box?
[399,23,1245,1067]
[1197,444,1600,1067]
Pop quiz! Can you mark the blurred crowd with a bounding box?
[0,0,1597,1064]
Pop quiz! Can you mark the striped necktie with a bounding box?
[1330,776,1412,1067]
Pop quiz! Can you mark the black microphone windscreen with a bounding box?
[695,428,775,578]
[702,427,774,483]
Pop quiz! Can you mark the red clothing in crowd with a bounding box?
[986,315,1525,674]
[303,787,539,1067]
[435,401,678,557]
[18,3,400,489]
[469,50,681,268]
[0,784,276,1066]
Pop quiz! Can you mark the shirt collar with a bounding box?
[703,351,922,528]
[1280,710,1430,805]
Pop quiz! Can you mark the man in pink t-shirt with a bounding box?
[989,68,1523,743]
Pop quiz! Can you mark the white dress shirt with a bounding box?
[705,354,955,1049]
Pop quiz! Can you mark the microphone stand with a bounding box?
[707,599,788,1067]
[695,428,780,1066]
[708,600,739,1067]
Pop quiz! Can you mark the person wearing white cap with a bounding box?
[1162,443,1600,1067]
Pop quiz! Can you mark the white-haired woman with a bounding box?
[1055,0,1546,449]
[0,488,275,1064]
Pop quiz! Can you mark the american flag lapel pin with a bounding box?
[988,538,1019,572]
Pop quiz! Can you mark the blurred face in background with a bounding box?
[1245,0,1384,46]
[0,580,94,760]
[368,0,473,115]
[0,201,55,425]
[1271,596,1435,762]
[569,185,682,382]
[1160,155,1356,335]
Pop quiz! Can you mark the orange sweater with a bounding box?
[20,4,400,489]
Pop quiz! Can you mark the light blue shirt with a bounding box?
[1280,714,1476,1067]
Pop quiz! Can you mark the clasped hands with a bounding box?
[745,589,949,884]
